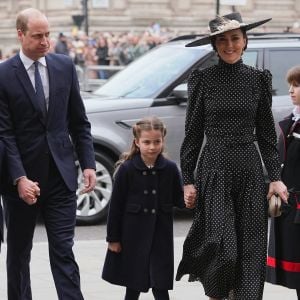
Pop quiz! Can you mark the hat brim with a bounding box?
[185,18,271,47]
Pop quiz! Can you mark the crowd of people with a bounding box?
[49,27,173,79]
[0,25,174,79]
[0,7,300,300]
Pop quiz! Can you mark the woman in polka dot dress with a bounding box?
[175,12,288,300]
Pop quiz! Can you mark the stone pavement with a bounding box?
[0,237,297,300]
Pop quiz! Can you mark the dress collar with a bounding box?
[292,105,300,122]
[218,58,243,72]
[132,153,167,170]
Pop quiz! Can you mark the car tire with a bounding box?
[76,151,115,225]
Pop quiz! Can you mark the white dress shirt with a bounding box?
[19,49,50,110]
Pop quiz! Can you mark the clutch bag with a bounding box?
[268,194,282,218]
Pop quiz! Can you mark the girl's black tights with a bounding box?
[124,287,170,300]
[296,288,300,300]
[152,288,170,300]
[124,288,139,300]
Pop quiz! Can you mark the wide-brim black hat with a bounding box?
[186,12,271,47]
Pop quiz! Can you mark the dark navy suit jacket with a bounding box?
[0,53,95,193]
[0,140,5,250]
[278,114,294,163]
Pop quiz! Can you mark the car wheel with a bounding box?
[76,152,114,225]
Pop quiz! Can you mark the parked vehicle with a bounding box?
[76,33,300,225]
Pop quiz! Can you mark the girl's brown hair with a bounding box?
[286,65,300,85]
[115,116,167,168]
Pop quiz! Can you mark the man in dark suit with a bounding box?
[0,8,96,299]
[0,140,4,253]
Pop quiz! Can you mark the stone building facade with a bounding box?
[0,0,300,55]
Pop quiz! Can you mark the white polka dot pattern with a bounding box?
[176,59,281,299]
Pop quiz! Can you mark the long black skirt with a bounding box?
[176,143,268,299]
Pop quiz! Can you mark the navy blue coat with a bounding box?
[0,53,95,192]
[102,154,185,292]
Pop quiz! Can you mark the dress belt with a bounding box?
[206,134,256,145]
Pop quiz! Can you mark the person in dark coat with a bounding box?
[0,139,5,252]
[102,116,186,300]
[54,32,69,56]
[266,65,300,299]
[95,36,109,79]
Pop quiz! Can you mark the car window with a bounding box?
[197,52,218,70]
[93,46,206,98]
[267,49,300,96]
[243,51,258,67]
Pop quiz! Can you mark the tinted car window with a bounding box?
[243,51,258,67]
[93,46,206,98]
[267,49,300,96]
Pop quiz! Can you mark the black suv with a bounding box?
[77,33,300,224]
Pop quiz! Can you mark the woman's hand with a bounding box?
[108,242,122,253]
[267,181,289,203]
[184,184,197,209]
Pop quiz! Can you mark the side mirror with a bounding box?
[172,83,188,102]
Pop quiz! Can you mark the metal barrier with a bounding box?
[76,65,125,92]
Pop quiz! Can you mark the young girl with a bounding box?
[102,116,185,300]
[266,66,300,299]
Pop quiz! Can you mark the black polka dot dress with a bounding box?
[176,59,281,299]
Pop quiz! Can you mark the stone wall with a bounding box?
[1,0,300,56]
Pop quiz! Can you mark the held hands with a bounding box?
[108,242,122,253]
[80,168,97,194]
[17,177,40,205]
[184,184,197,209]
[267,181,289,203]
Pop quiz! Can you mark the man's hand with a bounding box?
[80,168,96,194]
[17,177,40,205]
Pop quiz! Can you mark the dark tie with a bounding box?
[34,61,47,117]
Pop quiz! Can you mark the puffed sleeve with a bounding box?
[255,69,281,181]
[180,69,206,185]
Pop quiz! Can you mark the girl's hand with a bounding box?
[267,181,289,203]
[108,242,122,253]
[184,184,197,209]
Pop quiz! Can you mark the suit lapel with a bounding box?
[278,115,293,162]
[13,55,46,126]
[279,115,293,137]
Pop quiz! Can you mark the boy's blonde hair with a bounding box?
[287,65,300,85]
